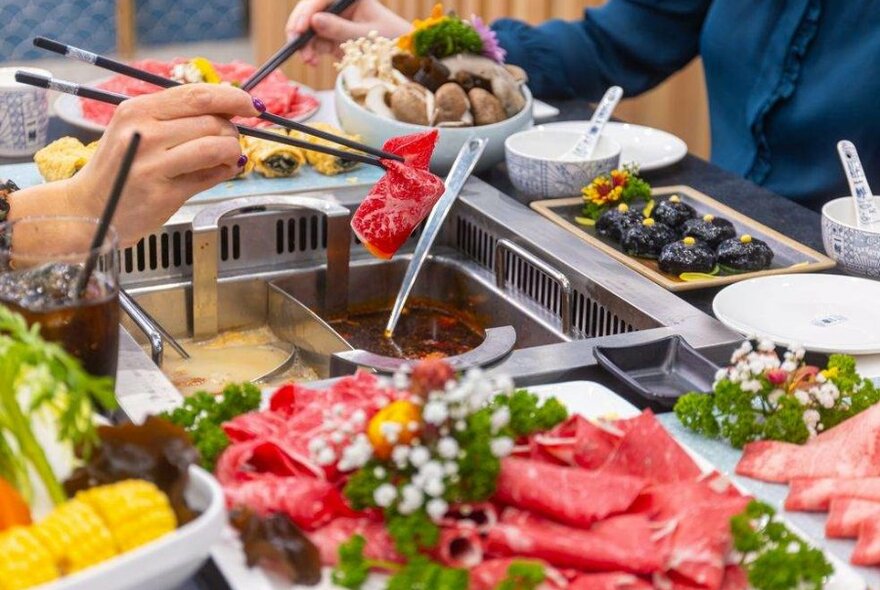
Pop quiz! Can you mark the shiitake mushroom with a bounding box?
[596,203,644,242]
[412,56,451,92]
[716,234,774,272]
[653,194,696,229]
[659,237,717,275]
[621,218,678,259]
[680,214,736,248]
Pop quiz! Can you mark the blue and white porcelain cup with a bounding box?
[0,67,50,157]
[822,196,880,279]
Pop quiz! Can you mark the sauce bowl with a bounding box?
[822,196,880,278]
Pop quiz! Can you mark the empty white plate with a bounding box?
[538,121,688,171]
[713,274,880,354]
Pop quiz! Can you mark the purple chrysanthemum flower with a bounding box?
[470,15,506,63]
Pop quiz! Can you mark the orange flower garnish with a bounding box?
[397,3,448,53]
[583,176,624,206]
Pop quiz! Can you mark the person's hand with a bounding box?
[286,0,410,65]
[68,84,260,246]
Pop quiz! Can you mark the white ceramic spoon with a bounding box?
[562,86,623,160]
[837,140,880,227]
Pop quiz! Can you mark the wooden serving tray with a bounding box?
[530,185,836,292]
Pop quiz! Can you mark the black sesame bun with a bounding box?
[596,203,644,242]
[681,214,736,248]
[716,234,774,272]
[653,194,696,228]
[659,237,717,275]
[621,218,679,259]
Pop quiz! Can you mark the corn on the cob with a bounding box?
[77,480,177,552]
[0,526,59,590]
[31,498,117,574]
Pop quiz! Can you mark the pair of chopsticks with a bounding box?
[241,0,359,91]
[25,35,399,170]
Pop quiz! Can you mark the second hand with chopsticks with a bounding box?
[16,70,389,171]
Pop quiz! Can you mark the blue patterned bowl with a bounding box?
[822,196,880,278]
[505,129,621,200]
[0,67,50,157]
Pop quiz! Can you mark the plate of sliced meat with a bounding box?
[207,376,863,590]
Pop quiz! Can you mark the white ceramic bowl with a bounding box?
[334,76,534,175]
[37,467,226,590]
[504,129,622,200]
[822,196,880,278]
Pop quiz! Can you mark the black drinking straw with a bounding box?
[75,132,141,299]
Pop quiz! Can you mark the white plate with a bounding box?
[54,78,319,134]
[37,466,227,590]
[537,121,688,171]
[713,274,880,354]
[215,381,862,590]
[532,99,561,122]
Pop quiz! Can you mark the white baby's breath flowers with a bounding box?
[437,437,460,459]
[398,484,424,515]
[374,483,397,508]
[426,498,449,522]
[409,445,431,468]
[337,434,373,472]
[423,400,449,425]
[490,406,511,433]
[490,436,514,458]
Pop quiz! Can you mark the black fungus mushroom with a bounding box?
[596,203,644,242]
[653,194,696,229]
[621,218,679,259]
[716,234,774,272]
[659,237,718,275]
[681,214,736,248]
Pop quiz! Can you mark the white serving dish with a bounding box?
[538,121,688,172]
[334,76,533,175]
[36,466,226,590]
[505,129,621,199]
[822,196,880,278]
[713,273,880,354]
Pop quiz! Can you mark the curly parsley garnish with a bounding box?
[336,388,565,589]
[675,342,879,448]
[161,382,261,470]
[731,501,833,590]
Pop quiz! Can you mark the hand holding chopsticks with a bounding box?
[15,71,388,171]
[31,36,402,165]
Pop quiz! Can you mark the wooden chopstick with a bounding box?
[32,36,403,163]
[14,71,386,170]
[240,0,359,91]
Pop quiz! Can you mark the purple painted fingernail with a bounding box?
[252,98,266,113]
[237,154,248,168]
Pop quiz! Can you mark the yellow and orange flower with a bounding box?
[397,3,448,53]
[583,176,624,206]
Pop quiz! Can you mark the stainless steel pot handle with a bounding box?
[329,325,517,376]
[119,290,164,366]
[190,195,351,340]
[494,238,572,335]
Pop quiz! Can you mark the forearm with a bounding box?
[492,0,709,100]
[7,180,82,221]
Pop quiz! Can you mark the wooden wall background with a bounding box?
[251,0,711,159]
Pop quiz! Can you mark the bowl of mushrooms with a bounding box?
[334,15,533,175]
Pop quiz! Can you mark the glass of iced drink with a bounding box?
[0,217,120,379]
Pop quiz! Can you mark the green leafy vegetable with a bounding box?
[675,345,879,448]
[0,305,116,504]
[161,382,261,471]
[387,512,440,559]
[412,18,483,59]
[495,560,546,590]
[731,500,833,590]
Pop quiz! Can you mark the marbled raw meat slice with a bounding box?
[494,456,644,527]
[440,502,498,534]
[222,410,288,443]
[351,131,445,259]
[485,508,667,574]
[736,404,880,483]
[852,519,880,566]
[827,497,880,538]
[222,475,351,530]
[630,475,745,519]
[531,415,622,469]
[308,517,400,566]
[785,477,880,511]
[568,573,652,589]
[599,410,702,484]
[719,566,749,590]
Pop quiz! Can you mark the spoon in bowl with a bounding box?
[562,86,623,161]
[837,140,880,228]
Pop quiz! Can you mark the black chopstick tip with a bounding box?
[33,37,65,54]
[14,70,50,88]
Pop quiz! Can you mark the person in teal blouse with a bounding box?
[288,0,880,209]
